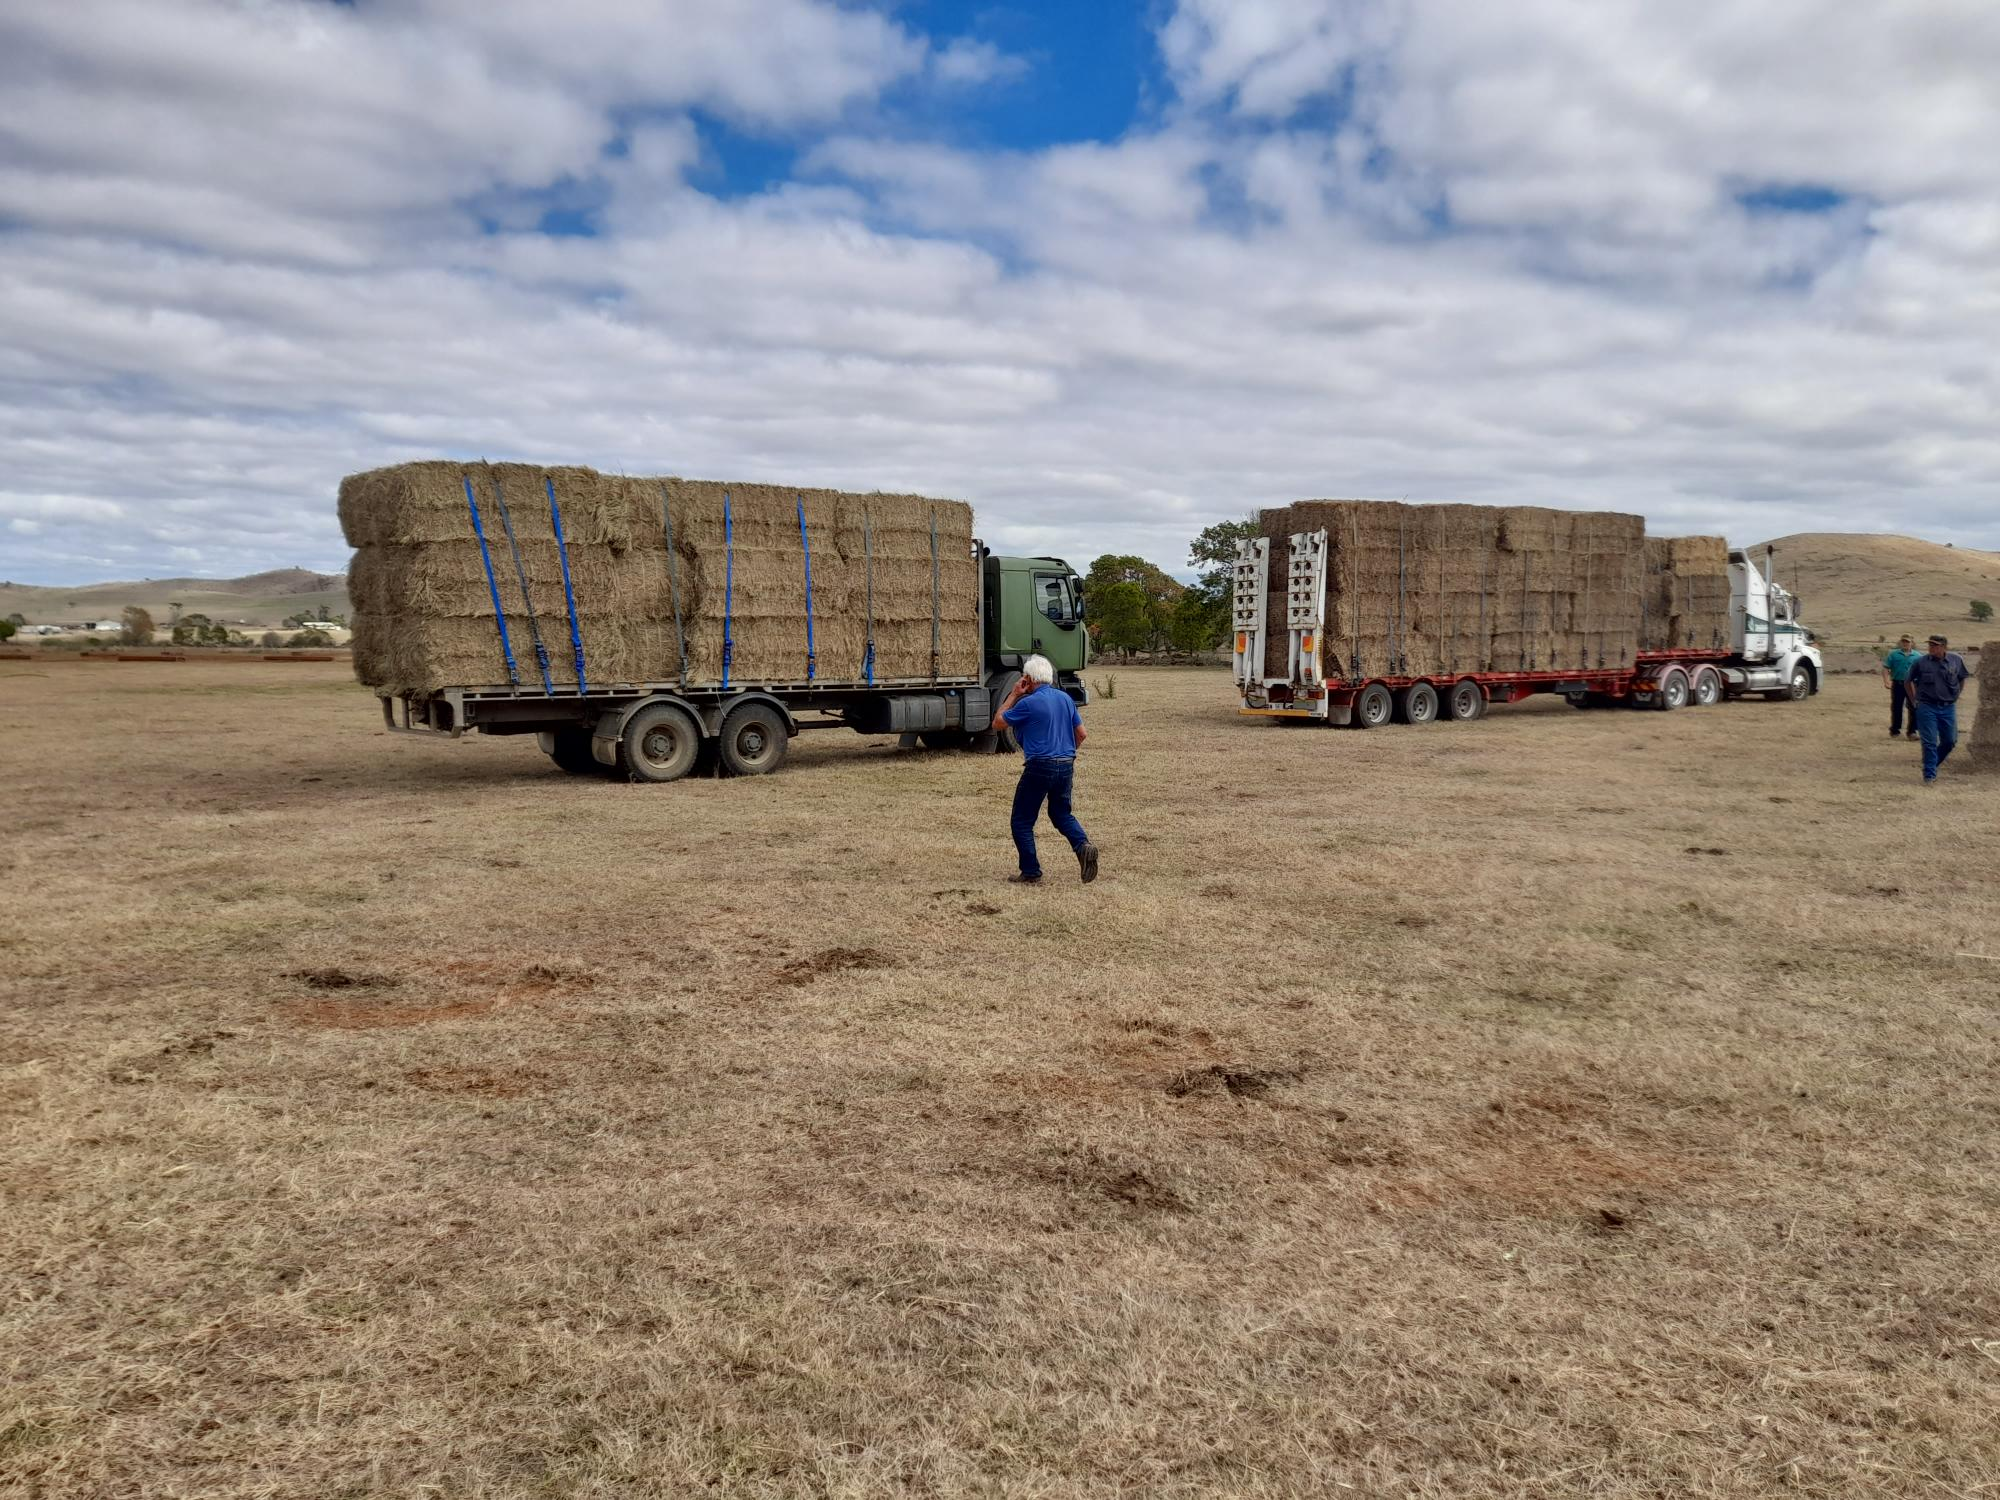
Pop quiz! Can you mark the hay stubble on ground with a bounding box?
[0,662,1994,1498]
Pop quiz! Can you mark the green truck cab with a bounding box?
[984,550,1089,685]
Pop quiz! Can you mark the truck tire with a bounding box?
[1784,664,1812,701]
[547,728,604,776]
[980,670,1022,753]
[1690,666,1722,706]
[1353,682,1394,728]
[1651,668,1689,711]
[618,702,702,783]
[1394,682,1439,725]
[1446,679,1486,721]
[719,701,789,776]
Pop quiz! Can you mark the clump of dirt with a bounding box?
[775,947,890,986]
[965,902,1002,917]
[159,1030,236,1057]
[1683,846,1729,856]
[405,1066,545,1098]
[286,968,397,991]
[1166,1064,1299,1100]
[1039,1146,1189,1214]
[1393,913,1435,929]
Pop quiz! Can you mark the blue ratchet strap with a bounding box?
[797,495,816,682]
[721,490,734,690]
[491,475,553,695]
[462,474,519,688]
[544,475,588,694]
[928,507,940,683]
[861,505,875,685]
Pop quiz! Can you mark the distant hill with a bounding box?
[1749,533,2000,659]
[0,569,350,629]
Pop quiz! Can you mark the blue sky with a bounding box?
[1,0,1997,585]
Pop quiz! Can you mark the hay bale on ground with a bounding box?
[1969,641,1999,772]
[341,461,979,696]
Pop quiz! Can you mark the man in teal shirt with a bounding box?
[1881,635,1920,739]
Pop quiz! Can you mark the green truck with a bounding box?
[381,545,1090,781]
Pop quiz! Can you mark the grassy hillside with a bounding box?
[0,569,349,628]
[1750,532,2000,658]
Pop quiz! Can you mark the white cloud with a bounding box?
[0,0,1996,586]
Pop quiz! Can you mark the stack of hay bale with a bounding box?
[1971,641,1998,772]
[1258,500,1645,680]
[341,461,980,696]
[1640,536,1732,652]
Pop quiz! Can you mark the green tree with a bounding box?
[4,612,24,627]
[260,631,283,649]
[1179,517,1259,651]
[1972,599,1993,622]
[119,606,154,645]
[0,619,15,643]
[290,628,335,648]
[1082,555,1183,653]
[1168,591,1222,654]
[171,612,217,647]
[1088,581,1149,658]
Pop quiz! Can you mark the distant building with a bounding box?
[89,621,122,632]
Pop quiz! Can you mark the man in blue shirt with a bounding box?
[996,654,1099,884]
[1881,635,1920,739]
[1906,634,1971,785]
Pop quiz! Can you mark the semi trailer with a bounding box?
[1233,507,1821,726]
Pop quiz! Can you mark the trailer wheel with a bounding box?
[1690,666,1722,706]
[1394,682,1439,725]
[1446,679,1486,721]
[1651,668,1689,711]
[1354,683,1394,728]
[719,702,790,776]
[547,728,604,776]
[619,702,702,783]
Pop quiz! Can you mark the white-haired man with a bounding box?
[993,655,1099,885]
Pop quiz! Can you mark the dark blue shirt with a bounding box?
[1002,685,1081,759]
[1907,651,1968,706]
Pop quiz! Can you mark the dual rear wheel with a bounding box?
[1354,679,1484,727]
[546,700,791,783]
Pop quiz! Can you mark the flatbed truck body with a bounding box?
[377,545,1089,780]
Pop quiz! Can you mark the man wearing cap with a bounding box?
[1881,635,1921,740]
[1906,634,1970,785]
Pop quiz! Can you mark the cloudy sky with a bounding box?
[3,0,1997,584]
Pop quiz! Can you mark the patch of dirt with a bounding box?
[1683,846,1729,856]
[775,947,890,986]
[404,1066,546,1098]
[286,956,599,1028]
[292,997,498,1030]
[1166,1063,1300,1100]
[1037,1146,1189,1214]
[965,902,1001,916]
[158,1030,236,1057]
[1199,883,1236,899]
[285,967,397,991]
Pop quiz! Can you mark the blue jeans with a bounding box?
[1012,757,1088,878]
[1915,701,1957,779]
[1890,685,1913,735]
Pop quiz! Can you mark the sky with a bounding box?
[2,0,1997,586]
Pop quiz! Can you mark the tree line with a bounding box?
[1078,518,1256,659]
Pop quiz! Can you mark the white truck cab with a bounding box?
[1726,548,1822,700]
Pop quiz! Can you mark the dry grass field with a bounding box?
[1,660,1995,1500]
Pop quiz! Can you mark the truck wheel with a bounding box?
[1353,683,1394,728]
[1652,668,1689,711]
[547,728,604,776]
[1394,682,1439,724]
[1785,665,1812,701]
[1690,666,1722,706]
[719,702,789,776]
[1447,679,1486,721]
[619,702,701,783]
[982,670,1022,753]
